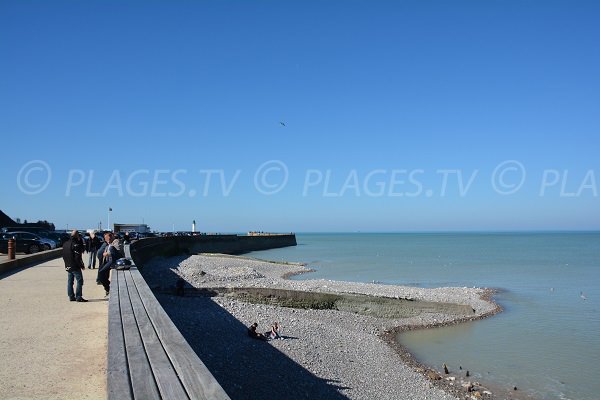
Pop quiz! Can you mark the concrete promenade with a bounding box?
[0,256,107,400]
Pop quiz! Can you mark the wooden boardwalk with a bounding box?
[108,266,230,400]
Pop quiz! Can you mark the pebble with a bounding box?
[140,254,499,400]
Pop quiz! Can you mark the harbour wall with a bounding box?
[129,234,297,267]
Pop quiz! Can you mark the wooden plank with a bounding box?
[124,270,189,400]
[107,271,134,400]
[118,270,161,399]
[130,268,231,400]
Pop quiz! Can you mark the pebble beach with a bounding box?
[140,254,506,400]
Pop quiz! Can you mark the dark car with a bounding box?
[1,227,68,247]
[127,231,139,240]
[0,233,44,254]
[1,227,50,236]
[3,231,57,250]
[46,232,70,247]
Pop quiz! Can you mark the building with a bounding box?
[0,210,17,229]
[113,223,150,233]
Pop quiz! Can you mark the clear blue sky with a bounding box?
[1,0,598,232]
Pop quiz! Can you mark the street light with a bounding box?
[108,207,112,232]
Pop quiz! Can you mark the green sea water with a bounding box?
[248,232,600,400]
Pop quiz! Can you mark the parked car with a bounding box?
[127,231,139,240]
[1,227,69,247]
[0,233,44,254]
[46,232,70,247]
[2,231,57,251]
[1,227,52,236]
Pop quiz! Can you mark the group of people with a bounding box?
[62,230,123,302]
[247,322,282,341]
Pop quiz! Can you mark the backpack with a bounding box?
[115,258,132,270]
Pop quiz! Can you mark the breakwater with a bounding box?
[129,234,297,267]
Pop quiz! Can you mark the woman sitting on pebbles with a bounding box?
[267,322,281,340]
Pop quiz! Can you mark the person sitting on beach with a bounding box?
[267,322,281,340]
[247,323,266,340]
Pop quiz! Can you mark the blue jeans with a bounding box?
[88,250,97,268]
[67,269,84,300]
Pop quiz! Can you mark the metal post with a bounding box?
[7,238,15,260]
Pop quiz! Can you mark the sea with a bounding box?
[246,232,600,400]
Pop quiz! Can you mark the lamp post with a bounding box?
[108,207,112,232]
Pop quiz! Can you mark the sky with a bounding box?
[1,0,599,232]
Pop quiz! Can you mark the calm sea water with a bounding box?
[247,233,600,400]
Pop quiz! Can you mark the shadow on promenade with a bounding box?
[149,277,350,399]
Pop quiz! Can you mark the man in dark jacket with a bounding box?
[62,230,87,302]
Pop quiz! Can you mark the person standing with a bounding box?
[63,230,88,302]
[86,231,101,269]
